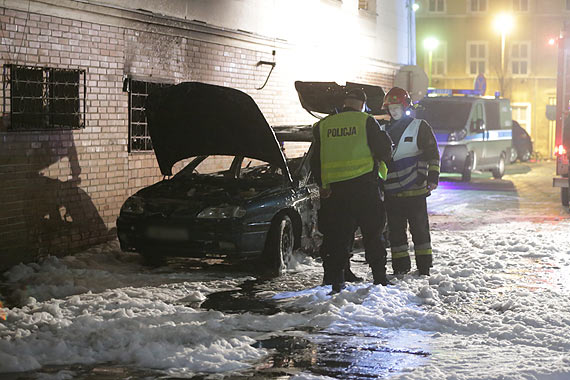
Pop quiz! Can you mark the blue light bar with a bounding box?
[427,88,483,96]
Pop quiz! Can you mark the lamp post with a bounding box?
[493,13,514,71]
[424,37,439,87]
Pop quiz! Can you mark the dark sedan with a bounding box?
[117,82,320,276]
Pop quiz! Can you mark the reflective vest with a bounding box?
[319,111,374,188]
[385,118,429,197]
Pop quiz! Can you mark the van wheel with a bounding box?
[261,214,294,277]
[492,154,506,179]
[461,153,473,182]
[509,147,518,163]
[562,188,569,207]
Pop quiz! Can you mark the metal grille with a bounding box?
[2,64,85,130]
[128,79,171,152]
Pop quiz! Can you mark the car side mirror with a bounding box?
[472,119,485,132]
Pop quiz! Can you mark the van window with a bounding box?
[484,102,501,130]
[470,103,484,132]
[415,100,472,131]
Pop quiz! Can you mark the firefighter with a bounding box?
[310,88,393,293]
[382,87,440,276]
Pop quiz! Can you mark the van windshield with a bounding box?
[414,100,473,131]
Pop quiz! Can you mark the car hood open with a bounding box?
[294,81,386,116]
[146,82,291,182]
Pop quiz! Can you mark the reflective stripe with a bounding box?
[393,187,430,197]
[428,164,440,172]
[415,248,432,256]
[385,170,419,190]
[392,250,410,259]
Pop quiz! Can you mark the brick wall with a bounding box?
[0,4,398,270]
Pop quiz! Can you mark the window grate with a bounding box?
[128,79,171,152]
[2,64,85,130]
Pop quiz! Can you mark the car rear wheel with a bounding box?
[461,153,473,182]
[262,214,294,277]
[562,187,569,207]
[492,154,505,179]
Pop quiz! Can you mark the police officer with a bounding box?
[382,87,440,276]
[310,88,393,293]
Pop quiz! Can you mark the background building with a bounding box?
[0,0,416,270]
[415,0,568,159]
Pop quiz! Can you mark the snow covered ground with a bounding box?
[1,163,570,379]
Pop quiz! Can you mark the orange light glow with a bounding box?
[548,38,556,46]
[0,301,6,321]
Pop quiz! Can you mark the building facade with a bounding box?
[415,0,568,158]
[0,0,416,270]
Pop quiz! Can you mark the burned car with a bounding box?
[117,82,320,275]
[117,81,384,275]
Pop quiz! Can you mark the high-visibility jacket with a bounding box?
[385,118,430,197]
[319,111,375,188]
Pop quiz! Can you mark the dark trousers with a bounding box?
[318,180,387,286]
[385,195,432,274]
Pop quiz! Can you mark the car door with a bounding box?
[467,101,486,169]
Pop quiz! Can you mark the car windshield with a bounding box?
[174,154,309,181]
[415,99,473,131]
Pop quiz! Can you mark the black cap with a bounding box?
[345,88,367,103]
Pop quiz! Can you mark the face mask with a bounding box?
[388,104,404,120]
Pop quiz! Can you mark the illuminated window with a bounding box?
[511,42,531,75]
[127,79,172,152]
[2,64,85,130]
[513,0,529,12]
[512,103,531,134]
[469,0,487,12]
[428,0,445,13]
[358,0,368,10]
[424,42,447,76]
[466,41,488,75]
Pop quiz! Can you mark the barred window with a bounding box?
[513,0,528,12]
[127,79,171,152]
[467,41,488,75]
[469,0,487,12]
[2,64,85,130]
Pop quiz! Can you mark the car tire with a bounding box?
[492,154,505,179]
[519,149,531,162]
[262,214,295,277]
[562,187,569,207]
[461,153,473,182]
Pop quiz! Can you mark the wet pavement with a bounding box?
[3,160,569,380]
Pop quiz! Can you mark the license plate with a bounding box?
[146,226,189,241]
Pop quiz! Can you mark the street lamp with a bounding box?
[424,37,440,86]
[493,13,514,70]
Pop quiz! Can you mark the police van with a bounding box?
[413,89,513,181]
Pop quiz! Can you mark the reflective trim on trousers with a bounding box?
[391,250,410,259]
[415,248,432,256]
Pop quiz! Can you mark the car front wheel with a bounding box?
[262,214,294,277]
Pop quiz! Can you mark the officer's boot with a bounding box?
[416,255,433,276]
[344,256,363,283]
[392,255,411,275]
[329,268,346,294]
[371,263,391,286]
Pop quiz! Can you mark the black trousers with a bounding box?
[318,179,387,285]
[385,195,432,273]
